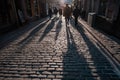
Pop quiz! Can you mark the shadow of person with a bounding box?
[18,19,50,49]
[62,26,96,80]
[55,20,62,40]
[38,17,58,42]
[69,18,120,80]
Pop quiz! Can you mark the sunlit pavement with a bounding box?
[0,16,120,80]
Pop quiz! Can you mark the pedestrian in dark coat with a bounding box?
[63,4,72,25]
[54,7,58,16]
[73,6,80,26]
[59,8,62,18]
[48,8,52,19]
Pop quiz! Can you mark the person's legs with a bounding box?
[65,16,70,27]
[65,17,67,27]
[59,14,62,19]
[67,17,70,25]
[65,17,69,27]
[75,17,78,26]
[75,17,77,26]
[49,14,52,19]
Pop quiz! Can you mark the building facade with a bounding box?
[0,0,48,34]
[77,0,120,38]
[15,0,43,23]
[0,0,18,33]
[0,0,18,26]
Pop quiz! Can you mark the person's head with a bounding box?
[66,4,68,7]
[75,6,78,9]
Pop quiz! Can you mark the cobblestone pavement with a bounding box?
[78,18,120,66]
[0,17,120,80]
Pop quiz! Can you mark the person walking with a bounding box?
[59,8,62,19]
[48,8,52,19]
[54,7,58,17]
[73,6,80,26]
[63,4,72,26]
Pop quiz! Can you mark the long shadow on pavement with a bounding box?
[39,17,59,42]
[62,26,96,80]
[55,20,62,40]
[0,18,49,50]
[18,19,50,49]
[69,18,120,80]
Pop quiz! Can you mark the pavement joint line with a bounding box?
[78,19,120,77]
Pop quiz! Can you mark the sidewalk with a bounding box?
[78,18,120,69]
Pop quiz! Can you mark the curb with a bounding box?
[78,18,120,77]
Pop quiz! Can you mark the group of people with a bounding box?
[48,7,63,19]
[48,4,81,26]
[64,4,81,27]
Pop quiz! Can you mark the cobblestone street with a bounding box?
[0,16,120,80]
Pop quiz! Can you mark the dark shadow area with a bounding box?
[68,19,120,79]
[62,26,96,80]
[0,18,49,50]
[92,28,120,45]
[86,15,120,44]
[39,17,59,42]
[92,16,120,44]
[0,24,17,35]
[17,19,50,49]
[55,20,62,40]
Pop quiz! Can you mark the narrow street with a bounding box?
[0,16,120,80]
